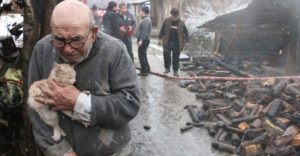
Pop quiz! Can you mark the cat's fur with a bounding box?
[28,63,76,141]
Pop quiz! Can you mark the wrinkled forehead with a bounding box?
[51,21,89,39]
[51,2,90,38]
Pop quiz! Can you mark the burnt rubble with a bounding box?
[180,57,300,156]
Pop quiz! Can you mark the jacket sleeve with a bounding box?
[183,24,189,43]
[158,20,166,40]
[28,42,73,156]
[138,19,151,41]
[111,13,121,39]
[90,43,140,128]
[131,14,136,31]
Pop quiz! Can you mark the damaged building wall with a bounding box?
[150,0,248,29]
[199,0,300,75]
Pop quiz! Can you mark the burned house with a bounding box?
[198,0,300,75]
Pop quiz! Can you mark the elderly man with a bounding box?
[27,1,140,156]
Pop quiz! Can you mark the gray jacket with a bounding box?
[136,16,152,41]
[28,31,140,156]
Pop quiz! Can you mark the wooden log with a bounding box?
[241,132,269,147]
[246,88,273,97]
[232,116,260,124]
[214,58,252,77]
[195,93,216,100]
[216,113,232,125]
[273,80,289,97]
[292,133,300,146]
[202,100,227,110]
[211,141,236,153]
[267,99,282,117]
[263,119,284,136]
[241,144,264,156]
[274,135,294,147]
[217,130,228,142]
[231,133,241,147]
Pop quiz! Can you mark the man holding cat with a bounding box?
[27,0,140,156]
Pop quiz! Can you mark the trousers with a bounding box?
[163,41,180,71]
[138,40,150,73]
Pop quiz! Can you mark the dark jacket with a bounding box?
[102,9,121,39]
[118,11,136,37]
[28,31,140,156]
[93,12,102,30]
[159,17,189,51]
[136,16,152,42]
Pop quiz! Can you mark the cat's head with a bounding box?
[49,62,76,85]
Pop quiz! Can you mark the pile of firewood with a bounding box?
[180,55,284,77]
[180,78,300,156]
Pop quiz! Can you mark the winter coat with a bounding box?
[118,11,136,37]
[28,31,140,156]
[136,16,152,42]
[93,12,102,29]
[102,9,121,39]
[159,17,189,51]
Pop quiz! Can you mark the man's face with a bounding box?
[139,10,145,17]
[51,25,95,64]
[120,5,127,14]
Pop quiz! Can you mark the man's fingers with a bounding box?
[35,97,45,104]
[47,79,58,90]
[50,106,61,111]
[55,81,67,87]
[40,87,55,98]
[35,97,55,105]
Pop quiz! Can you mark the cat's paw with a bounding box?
[60,128,66,136]
[52,133,61,141]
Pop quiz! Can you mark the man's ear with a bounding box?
[91,26,98,42]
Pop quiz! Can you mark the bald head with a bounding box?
[50,0,99,65]
[51,0,91,30]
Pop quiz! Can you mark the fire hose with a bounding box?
[135,66,300,81]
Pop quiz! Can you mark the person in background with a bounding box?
[27,0,140,155]
[118,3,135,62]
[136,6,152,76]
[102,1,121,39]
[91,4,102,31]
[158,8,189,77]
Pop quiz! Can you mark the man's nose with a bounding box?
[63,43,74,54]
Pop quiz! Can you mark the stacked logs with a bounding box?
[180,55,282,77]
[180,78,300,156]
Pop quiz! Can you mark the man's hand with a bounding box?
[35,80,80,111]
[128,26,132,32]
[120,27,126,32]
[67,151,77,156]
[138,41,142,47]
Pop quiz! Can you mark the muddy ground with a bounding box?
[129,39,231,156]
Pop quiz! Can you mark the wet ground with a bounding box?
[129,39,231,156]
